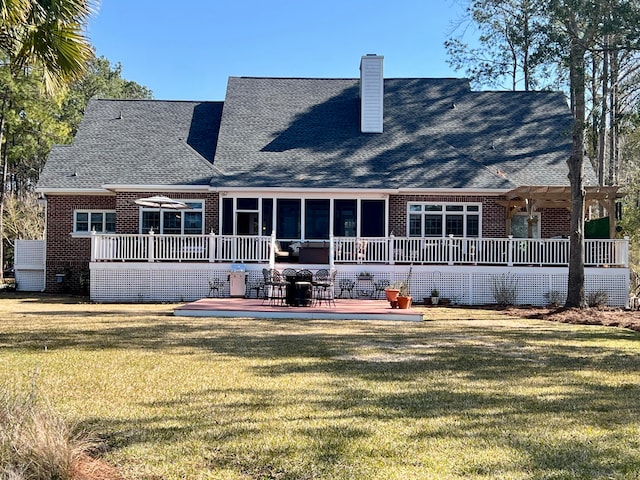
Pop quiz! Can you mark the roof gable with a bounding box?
[38,99,222,190]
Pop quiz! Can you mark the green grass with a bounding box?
[1,294,640,479]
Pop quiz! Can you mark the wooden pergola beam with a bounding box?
[501,185,625,238]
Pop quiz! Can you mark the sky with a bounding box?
[87,1,470,101]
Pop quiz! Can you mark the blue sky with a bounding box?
[88,1,469,101]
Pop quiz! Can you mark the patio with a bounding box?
[174,297,425,321]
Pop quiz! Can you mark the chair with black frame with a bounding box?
[373,279,391,299]
[337,278,355,298]
[312,269,329,301]
[208,276,224,297]
[245,277,265,299]
[314,269,337,307]
[262,268,288,305]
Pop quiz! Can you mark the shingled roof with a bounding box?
[38,99,222,189]
[212,76,590,190]
[38,76,596,192]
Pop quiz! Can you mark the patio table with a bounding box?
[284,270,313,307]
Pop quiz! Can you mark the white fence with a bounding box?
[14,240,45,291]
[92,233,629,268]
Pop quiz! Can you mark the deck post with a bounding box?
[269,231,276,269]
[507,235,514,266]
[329,234,335,272]
[448,234,454,266]
[209,230,216,263]
[90,230,97,262]
[389,233,395,265]
[148,229,155,263]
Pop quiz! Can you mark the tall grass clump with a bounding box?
[0,379,97,480]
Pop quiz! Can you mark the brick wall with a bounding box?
[45,194,116,294]
[44,192,220,293]
[540,207,571,238]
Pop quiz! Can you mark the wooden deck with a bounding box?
[174,297,425,321]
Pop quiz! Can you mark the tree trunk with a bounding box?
[0,95,6,281]
[566,38,587,309]
[608,48,619,186]
[598,42,608,189]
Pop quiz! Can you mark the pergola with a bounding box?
[499,185,624,238]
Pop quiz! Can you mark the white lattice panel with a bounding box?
[15,270,44,292]
[14,240,45,268]
[89,263,630,307]
[14,240,45,292]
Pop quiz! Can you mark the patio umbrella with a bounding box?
[134,195,189,209]
[134,196,189,233]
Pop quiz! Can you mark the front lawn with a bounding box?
[1,295,639,479]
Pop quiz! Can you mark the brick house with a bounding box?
[35,55,628,305]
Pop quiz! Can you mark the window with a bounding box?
[408,203,480,237]
[510,212,540,238]
[74,211,115,233]
[140,201,204,234]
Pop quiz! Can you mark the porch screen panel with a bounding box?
[277,199,301,239]
[262,199,273,236]
[334,200,357,237]
[221,198,233,235]
[305,199,330,239]
[360,200,385,237]
[237,198,259,236]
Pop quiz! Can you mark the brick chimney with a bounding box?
[360,54,384,133]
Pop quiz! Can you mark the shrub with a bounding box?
[544,290,564,307]
[492,273,518,305]
[587,289,609,308]
[0,379,98,480]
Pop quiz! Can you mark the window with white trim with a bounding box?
[408,202,481,237]
[74,211,116,233]
[140,201,204,234]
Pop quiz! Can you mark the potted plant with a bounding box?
[385,283,401,303]
[396,266,413,309]
[430,288,439,305]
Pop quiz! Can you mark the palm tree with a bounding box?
[0,0,95,278]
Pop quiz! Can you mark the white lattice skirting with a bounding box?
[89,262,630,307]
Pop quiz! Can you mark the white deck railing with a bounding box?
[91,233,629,268]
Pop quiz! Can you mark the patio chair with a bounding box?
[337,278,355,298]
[262,268,288,305]
[273,241,290,262]
[313,269,336,306]
[245,278,265,299]
[373,279,390,299]
[208,277,224,297]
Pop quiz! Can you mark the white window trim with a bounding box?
[72,210,116,236]
[406,201,482,238]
